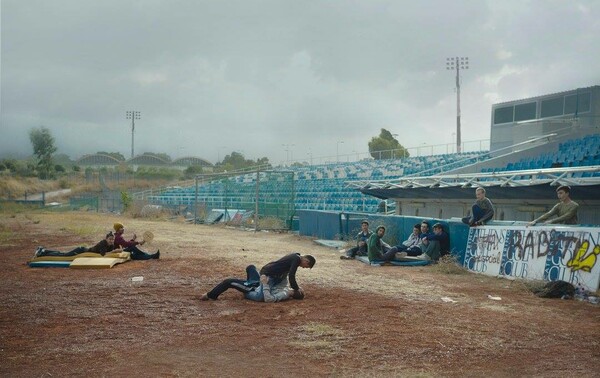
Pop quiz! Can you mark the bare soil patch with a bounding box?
[1,212,599,377]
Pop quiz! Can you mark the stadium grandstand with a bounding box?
[135,85,600,227]
[354,85,600,225]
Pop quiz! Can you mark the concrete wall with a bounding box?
[466,225,600,290]
[298,210,600,290]
[298,210,468,261]
[393,198,600,226]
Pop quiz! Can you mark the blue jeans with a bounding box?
[262,274,291,302]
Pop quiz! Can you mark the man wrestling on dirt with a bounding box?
[200,253,316,302]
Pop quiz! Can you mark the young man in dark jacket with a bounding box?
[340,220,372,259]
[416,223,449,261]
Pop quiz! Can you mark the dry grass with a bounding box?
[255,216,287,230]
[290,322,349,358]
[0,202,43,215]
[0,224,13,245]
[0,177,60,199]
[430,254,468,275]
[508,278,548,295]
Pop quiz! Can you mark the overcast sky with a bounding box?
[1,0,599,165]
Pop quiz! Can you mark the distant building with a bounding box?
[490,85,599,152]
[76,153,214,171]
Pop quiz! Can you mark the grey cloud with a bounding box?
[1,0,599,164]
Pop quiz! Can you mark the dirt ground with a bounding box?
[1,211,599,377]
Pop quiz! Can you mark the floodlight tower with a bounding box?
[446,57,469,153]
[126,111,141,158]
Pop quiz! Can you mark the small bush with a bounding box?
[58,179,70,189]
[431,254,468,275]
[249,216,287,230]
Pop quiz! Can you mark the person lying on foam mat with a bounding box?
[34,231,122,258]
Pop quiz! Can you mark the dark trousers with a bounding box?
[207,265,261,300]
[423,240,441,261]
[374,247,399,262]
[345,245,367,258]
[462,204,486,225]
[389,245,422,256]
[41,246,88,257]
[124,246,155,260]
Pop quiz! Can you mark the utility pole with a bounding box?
[336,140,344,162]
[446,57,469,153]
[126,111,141,158]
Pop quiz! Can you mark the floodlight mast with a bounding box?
[125,111,141,158]
[446,57,469,153]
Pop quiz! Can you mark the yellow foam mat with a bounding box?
[69,257,129,269]
[30,252,130,262]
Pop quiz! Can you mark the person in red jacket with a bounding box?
[113,222,159,260]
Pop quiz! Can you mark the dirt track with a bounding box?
[1,212,599,377]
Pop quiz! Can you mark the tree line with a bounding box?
[1,127,410,180]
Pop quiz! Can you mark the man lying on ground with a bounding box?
[34,231,122,258]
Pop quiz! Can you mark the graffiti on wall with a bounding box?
[464,226,600,290]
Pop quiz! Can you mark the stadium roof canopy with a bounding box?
[349,166,600,201]
[76,153,213,167]
[76,153,123,165]
[172,156,213,167]
[127,154,169,165]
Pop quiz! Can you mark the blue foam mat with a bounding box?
[356,255,430,266]
[314,239,347,249]
[28,260,72,268]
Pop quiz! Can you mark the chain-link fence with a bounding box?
[134,169,295,230]
[191,170,295,230]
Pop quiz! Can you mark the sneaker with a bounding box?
[152,250,160,259]
[200,293,211,301]
[34,246,44,258]
[415,254,431,261]
[340,255,353,260]
[395,252,407,259]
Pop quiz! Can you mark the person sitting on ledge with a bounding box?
[528,185,579,226]
[462,187,495,227]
